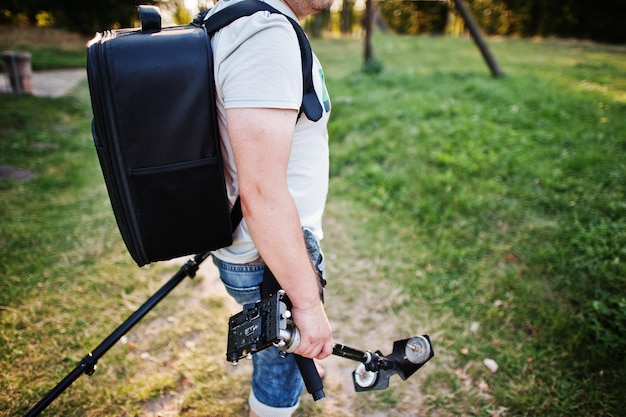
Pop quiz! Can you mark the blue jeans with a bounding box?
[213,229,326,410]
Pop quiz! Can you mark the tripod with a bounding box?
[23,252,211,417]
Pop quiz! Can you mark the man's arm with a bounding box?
[226,107,333,360]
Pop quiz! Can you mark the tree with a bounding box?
[364,0,373,61]
[163,0,193,25]
[2,0,624,42]
[341,0,356,35]
[466,0,626,43]
[0,0,159,34]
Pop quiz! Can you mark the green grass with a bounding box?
[317,34,626,415]
[1,31,625,416]
[0,25,88,70]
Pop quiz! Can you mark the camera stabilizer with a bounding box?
[227,289,434,398]
[23,252,433,416]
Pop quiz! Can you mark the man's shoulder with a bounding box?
[206,0,300,48]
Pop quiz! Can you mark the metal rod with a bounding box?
[332,342,370,363]
[24,252,210,417]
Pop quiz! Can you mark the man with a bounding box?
[206,0,334,415]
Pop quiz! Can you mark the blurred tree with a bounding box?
[364,0,373,59]
[378,0,448,35]
[1,0,624,42]
[165,0,194,24]
[304,10,330,38]
[0,0,159,34]
[340,0,356,34]
[467,0,626,43]
[188,0,214,14]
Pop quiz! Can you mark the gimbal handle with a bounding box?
[295,355,325,400]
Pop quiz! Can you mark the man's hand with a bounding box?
[291,300,333,359]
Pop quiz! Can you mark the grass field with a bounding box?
[1,27,625,416]
[0,25,88,71]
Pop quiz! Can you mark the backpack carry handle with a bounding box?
[139,5,161,33]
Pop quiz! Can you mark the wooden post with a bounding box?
[364,0,373,62]
[451,0,503,78]
[1,51,33,95]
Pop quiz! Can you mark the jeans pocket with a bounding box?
[213,256,265,306]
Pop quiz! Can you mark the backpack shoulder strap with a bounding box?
[201,0,323,122]
[197,0,323,232]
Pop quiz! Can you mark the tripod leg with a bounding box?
[23,364,87,417]
[24,252,210,417]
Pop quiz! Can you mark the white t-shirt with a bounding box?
[208,0,331,264]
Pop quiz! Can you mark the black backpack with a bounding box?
[86,0,321,266]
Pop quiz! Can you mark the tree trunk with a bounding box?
[364,0,373,62]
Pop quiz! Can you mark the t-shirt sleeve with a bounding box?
[215,12,303,110]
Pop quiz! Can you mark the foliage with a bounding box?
[500,0,626,42]
[361,56,384,74]
[0,0,159,34]
[462,0,626,43]
[2,0,625,42]
[378,0,626,43]
[0,26,88,71]
[378,0,448,35]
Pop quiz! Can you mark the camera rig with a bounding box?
[24,253,434,416]
[227,290,434,397]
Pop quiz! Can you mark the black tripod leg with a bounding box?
[24,252,210,417]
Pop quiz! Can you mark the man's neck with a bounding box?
[279,0,309,21]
